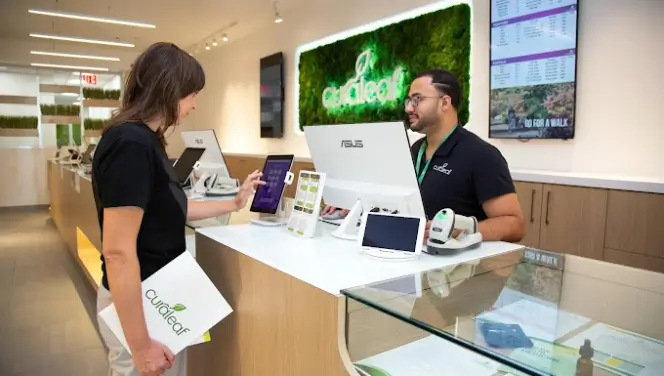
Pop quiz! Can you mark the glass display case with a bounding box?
[342,248,664,376]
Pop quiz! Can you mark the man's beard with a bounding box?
[410,114,437,133]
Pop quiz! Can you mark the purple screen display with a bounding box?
[252,159,291,212]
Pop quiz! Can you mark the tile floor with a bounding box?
[0,208,108,376]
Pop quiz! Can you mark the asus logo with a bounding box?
[195,138,203,144]
[341,140,363,148]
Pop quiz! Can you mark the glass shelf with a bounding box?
[342,248,664,376]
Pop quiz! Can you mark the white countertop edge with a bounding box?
[196,225,523,297]
[511,170,664,194]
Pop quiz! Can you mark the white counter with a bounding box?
[511,169,664,195]
[197,223,523,296]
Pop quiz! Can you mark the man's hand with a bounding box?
[321,206,349,217]
[423,220,432,244]
[133,340,174,376]
[233,170,266,210]
[423,220,462,245]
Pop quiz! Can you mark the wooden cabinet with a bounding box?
[514,182,543,248]
[538,184,608,260]
[603,190,664,273]
[514,182,608,260]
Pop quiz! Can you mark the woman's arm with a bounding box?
[186,170,265,221]
[187,200,239,221]
[102,207,151,353]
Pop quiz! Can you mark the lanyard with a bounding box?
[415,126,457,185]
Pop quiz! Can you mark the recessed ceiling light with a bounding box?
[30,51,120,61]
[28,9,156,28]
[30,63,109,72]
[29,33,134,48]
[60,93,79,97]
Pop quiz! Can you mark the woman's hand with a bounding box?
[133,340,174,376]
[321,206,349,217]
[233,170,265,210]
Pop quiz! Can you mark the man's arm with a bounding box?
[473,145,525,242]
[479,193,525,242]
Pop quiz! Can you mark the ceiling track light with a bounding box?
[30,33,135,47]
[30,63,109,72]
[205,43,210,51]
[222,34,229,42]
[212,39,218,47]
[28,9,156,28]
[30,50,120,61]
[273,1,283,23]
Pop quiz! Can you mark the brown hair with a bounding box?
[104,42,205,146]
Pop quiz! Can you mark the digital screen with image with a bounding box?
[489,0,578,139]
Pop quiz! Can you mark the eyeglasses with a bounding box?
[404,95,444,108]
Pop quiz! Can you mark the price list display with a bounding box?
[489,0,579,139]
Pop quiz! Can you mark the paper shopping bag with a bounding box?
[98,251,232,355]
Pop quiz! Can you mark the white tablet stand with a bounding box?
[286,171,326,238]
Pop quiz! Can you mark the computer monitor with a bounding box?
[173,147,206,186]
[180,130,230,178]
[304,122,426,240]
[249,154,294,215]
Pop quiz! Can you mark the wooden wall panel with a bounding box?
[0,148,54,207]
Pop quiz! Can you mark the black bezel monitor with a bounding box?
[488,0,579,140]
[173,147,206,185]
[249,154,294,214]
[259,52,285,139]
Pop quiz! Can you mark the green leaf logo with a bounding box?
[354,49,372,78]
[173,304,186,312]
[354,364,392,376]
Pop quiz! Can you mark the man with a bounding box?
[323,69,524,243]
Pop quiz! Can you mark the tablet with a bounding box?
[250,154,294,214]
[357,212,426,261]
[173,147,206,185]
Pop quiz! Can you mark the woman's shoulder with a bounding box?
[101,122,158,149]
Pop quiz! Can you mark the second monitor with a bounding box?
[304,122,425,240]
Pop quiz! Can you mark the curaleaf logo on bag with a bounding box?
[145,289,192,336]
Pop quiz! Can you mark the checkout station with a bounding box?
[47,123,664,376]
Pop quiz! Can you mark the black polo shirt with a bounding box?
[411,127,515,221]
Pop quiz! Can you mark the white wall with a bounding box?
[195,0,664,181]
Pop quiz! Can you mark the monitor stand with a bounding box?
[363,248,419,262]
[331,200,363,241]
[250,215,287,227]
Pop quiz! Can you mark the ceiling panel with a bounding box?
[0,0,299,70]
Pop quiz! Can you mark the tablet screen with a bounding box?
[250,156,293,214]
[362,215,421,253]
[174,147,206,185]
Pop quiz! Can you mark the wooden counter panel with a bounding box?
[189,233,356,376]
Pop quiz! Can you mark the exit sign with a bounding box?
[82,74,97,85]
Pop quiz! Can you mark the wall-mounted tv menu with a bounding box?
[260,52,285,138]
[489,0,579,140]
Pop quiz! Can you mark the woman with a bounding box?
[92,42,264,376]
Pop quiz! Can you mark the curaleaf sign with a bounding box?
[322,49,404,110]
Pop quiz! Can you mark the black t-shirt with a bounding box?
[411,127,515,221]
[92,123,187,291]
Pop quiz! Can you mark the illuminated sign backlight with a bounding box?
[321,49,404,110]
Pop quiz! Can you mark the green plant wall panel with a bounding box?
[297,3,471,130]
[72,124,82,146]
[56,124,69,148]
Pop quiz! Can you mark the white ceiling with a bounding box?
[0,0,298,72]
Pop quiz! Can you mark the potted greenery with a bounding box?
[82,88,121,107]
[84,118,106,138]
[40,104,81,123]
[0,116,39,137]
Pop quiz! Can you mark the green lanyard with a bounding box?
[415,126,457,185]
